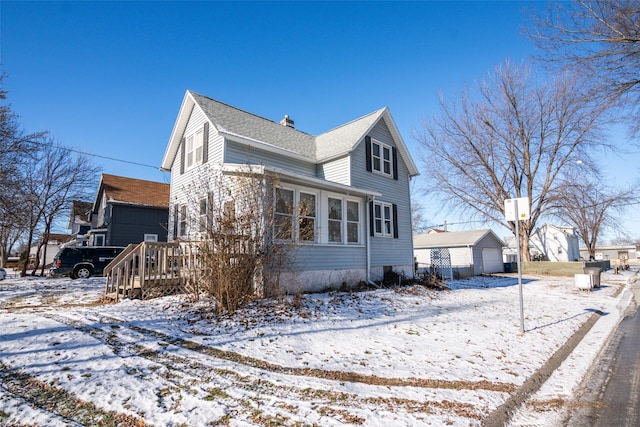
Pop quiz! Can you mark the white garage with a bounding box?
[414,229,505,278]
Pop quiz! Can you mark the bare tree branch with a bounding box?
[416,61,609,260]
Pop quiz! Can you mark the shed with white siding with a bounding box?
[414,229,505,278]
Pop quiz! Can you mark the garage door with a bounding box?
[482,248,503,273]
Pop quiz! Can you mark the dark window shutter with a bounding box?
[369,201,374,237]
[392,204,399,238]
[365,136,372,172]
[203,122,209,164]
[392,147,398,180]
[180,137,185,175]
[173,204,179,238]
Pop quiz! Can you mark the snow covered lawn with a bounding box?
[0,268,634,426]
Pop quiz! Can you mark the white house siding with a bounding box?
[224,140,316,177]
[350,120,414,279]
[316,155,351,186]
[415,247,472,267]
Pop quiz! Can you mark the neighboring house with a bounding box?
[160,90,419,292]
[66,200,93,245]
[414,229,505,278]
[86,174,170,247]
[503,224,580,262]
[29,233,74,268]
[579,245,638,261]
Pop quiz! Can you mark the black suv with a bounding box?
[50,246,125,279]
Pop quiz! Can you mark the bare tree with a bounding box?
[549,173,639,260]
[416,61,609,260]
[177,164,299,314]
[0,74,46,266]
[19,138,99,276]
[529,0,640,133]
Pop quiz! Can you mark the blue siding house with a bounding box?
[161,91,419,292]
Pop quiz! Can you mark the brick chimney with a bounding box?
[280,115,294,128]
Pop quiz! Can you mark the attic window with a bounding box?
[367,137,397,179]
[186,128,204,169]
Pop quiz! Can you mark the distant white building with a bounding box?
[503,224,580,262]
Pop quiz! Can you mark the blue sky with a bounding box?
[2,1,637,240]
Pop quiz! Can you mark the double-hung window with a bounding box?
[186,129,204,169]
[328,198,360,244]
[371,139,393,177]
[179,205,187,237]
[199,197,208,232]
[274,188,294,240]
[373,201,394,237]
[298,192,316,242]
[346,201,360,243]
[328,198,342,242]
[274,188,317,242]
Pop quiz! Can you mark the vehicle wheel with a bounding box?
[73,266,92,279]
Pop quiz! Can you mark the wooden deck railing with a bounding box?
[104,241,199,301]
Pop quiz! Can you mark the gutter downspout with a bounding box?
[366,196,376,286]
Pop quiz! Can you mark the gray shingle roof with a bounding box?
[162,90,419,177]
[191,92,317,160]
[413,229,505,248]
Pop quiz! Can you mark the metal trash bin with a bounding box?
[583,267,602,288]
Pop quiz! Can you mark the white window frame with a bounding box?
[273,187,317,243]
[199,197,208,233]
[298,191,317,242]
[328,197,343,243]
[371,139,393,177]
[373,201,394,238]
[346,200,360,244]
[94,234,105,246]
[179,205,187,237]
[186,128,204,170]
[144,234,158,242]
[327,197,361,245]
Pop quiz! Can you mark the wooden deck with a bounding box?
[104,242,198,301]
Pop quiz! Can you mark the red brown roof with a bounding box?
[99,174,170,208]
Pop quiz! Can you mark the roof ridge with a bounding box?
[190,90,314,137]
[318,107,386,136]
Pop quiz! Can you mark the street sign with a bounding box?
[504,197,530,221]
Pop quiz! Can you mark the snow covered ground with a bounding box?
[0,266,636,426]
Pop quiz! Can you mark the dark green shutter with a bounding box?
[180,137,185,174]
[369,201,374,237]
[392,204,399,238]
[392,147,398,180]
[203,122,209,164]
[365,136,372,172]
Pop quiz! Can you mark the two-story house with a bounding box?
[87,174,170,247]
[160,91,419,293]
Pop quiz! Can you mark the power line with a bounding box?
[35,139,161,170]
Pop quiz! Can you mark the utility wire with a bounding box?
[36,139,161,170]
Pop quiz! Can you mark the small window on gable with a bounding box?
[186,128,204,170]
[370,139,393,177]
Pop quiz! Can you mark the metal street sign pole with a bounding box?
[504,197,529,333]
[515,202,525,333]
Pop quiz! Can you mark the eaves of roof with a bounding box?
[162,90,420,177]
